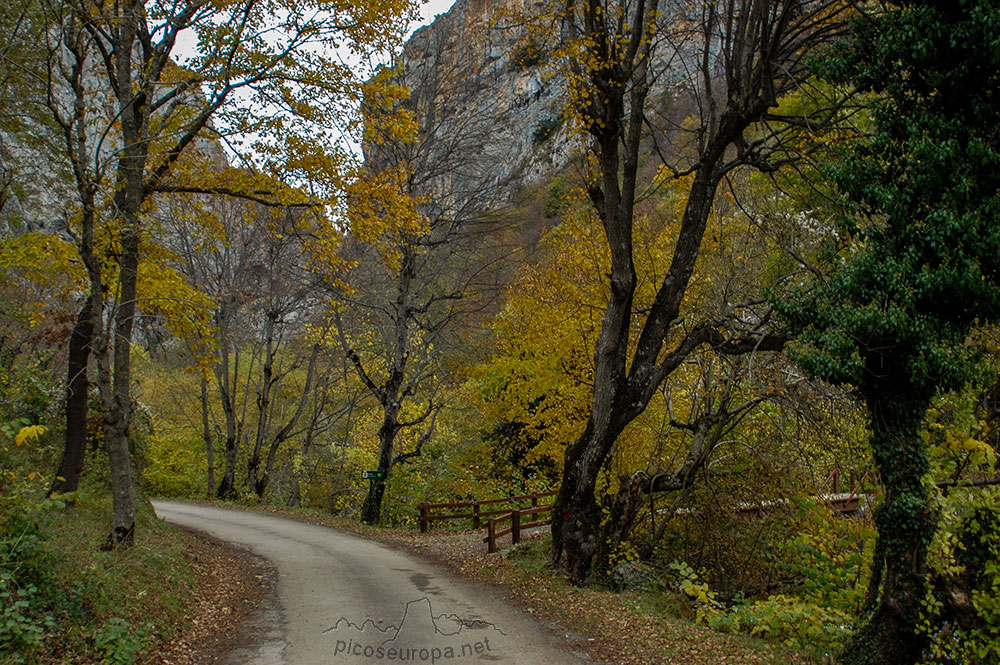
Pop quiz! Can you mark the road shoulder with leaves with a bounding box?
[149,502,815,665]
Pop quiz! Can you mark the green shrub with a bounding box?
[663,496,872,657]
[0,574,55,664]
[533,117,561,145]
[92,617,149,665]
[543,176,571,218]
[768,498,872,613]
[510,40,543,69]
[669,557,855,655]
[719,595,854,654]
[0,493,66,664]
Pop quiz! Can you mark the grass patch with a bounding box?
[1,486,195,665]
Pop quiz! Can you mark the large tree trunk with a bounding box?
[50,297,93,496]
[103,211,141,547]
[841,375,935,665]
[551,389,630,578]
[361,405,399,525]
[103,11,147,545]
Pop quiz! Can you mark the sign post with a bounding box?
[362,469,384,515]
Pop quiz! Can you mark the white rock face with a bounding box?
[1,33,228,238]
[395,0,708,212]
[394,0,575,211]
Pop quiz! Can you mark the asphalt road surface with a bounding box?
[152,501,588,665]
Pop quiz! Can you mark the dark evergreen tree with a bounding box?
[778,2,1000,663]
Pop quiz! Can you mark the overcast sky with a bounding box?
[412,0,458,34]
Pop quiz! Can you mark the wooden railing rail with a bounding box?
[483,504,554,553]
[819,463,877,514]
[821,463,876,496]
[418,491,557,533]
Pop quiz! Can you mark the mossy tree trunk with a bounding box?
[841,358,936,665]
[777,4,1000,661]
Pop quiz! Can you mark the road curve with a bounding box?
[152,500,588,665]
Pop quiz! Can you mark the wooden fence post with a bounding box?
[531,493,538,508]
[419,503,428,533]
[511,509,521,545]
[473,503,481,529]
[487,519,497,553]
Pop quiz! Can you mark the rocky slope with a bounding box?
[396,0,574,211]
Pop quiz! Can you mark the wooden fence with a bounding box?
[819,463,876,514]
[482,503,556,553]
[417,467,873,554]
[418,491,557,534]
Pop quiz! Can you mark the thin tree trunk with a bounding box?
[50,297,93,496]
[247,312,278,497]
[289,381,326,507]
[361,406,399,525]
[349,248,415,526]
[216,320,239,499]
[200,372,215,496]
[258,344,320,499]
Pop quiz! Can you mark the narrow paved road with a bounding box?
[152,501,588,665]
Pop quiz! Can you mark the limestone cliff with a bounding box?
[395,0,573,211]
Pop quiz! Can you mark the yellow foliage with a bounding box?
[14,424,47,447]
[345,164,428,269]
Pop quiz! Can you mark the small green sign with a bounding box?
[362,470,383,480]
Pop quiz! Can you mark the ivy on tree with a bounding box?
[777,2,1000,663]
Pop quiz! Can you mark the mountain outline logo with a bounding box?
[324,597,506,663]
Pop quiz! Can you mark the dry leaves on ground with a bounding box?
[141,532,274,665]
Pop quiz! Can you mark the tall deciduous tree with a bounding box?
[339,44,514,525]
[548,0,847,583]
[167,195,339,500]
[24,0,415,545]
[778,2,1000,663]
